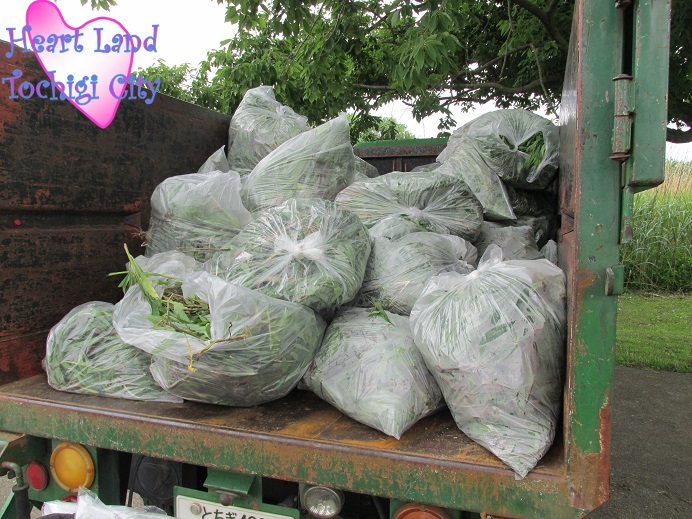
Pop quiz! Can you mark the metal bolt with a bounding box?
[219,492,233,506]
[189,502,202,515]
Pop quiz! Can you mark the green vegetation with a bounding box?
[617,292,692,373]
[621,160,692,292]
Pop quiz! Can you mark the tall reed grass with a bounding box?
[621,160,692,292]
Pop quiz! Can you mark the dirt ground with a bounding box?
[1,365,690,518]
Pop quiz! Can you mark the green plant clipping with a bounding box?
[44,302,181,402]
[303,307,443,439]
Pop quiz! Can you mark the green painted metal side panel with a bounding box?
[627,0,671,190]
[560,0,621,512]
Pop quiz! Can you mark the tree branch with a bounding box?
[511,0,568,53]
[451,75,562,96]
[353,84,395,91]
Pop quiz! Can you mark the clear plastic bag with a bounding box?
[463,109,559,190]
[146,171,251,262]
[72,488,172,519]
[541,239,559,265]
[44,302,181,403]
[437,145,516,221]
[303,307,444,439]
[358,233,476,315]
[355,155,379,178]
[335,170,483,241]
[410,162,441,173]
[113,271,326,406]
[227,85,309,177]
[207,199,371,312]
[474,223,544,261]
[242,113,355,213]
[197,145,231,173]
[410,245,566,478]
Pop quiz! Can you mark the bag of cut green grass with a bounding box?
[146,171,251,262]
[198,145,231,173]
[436,145,516,221]
[207,199,371,313]
[410,245,566,478]
[463,109,559,191]
[335,171,483,241]
[112,258,326,406]
[227,86,309,177]
[303,307,444,439]
[355,156,379,178]
[242,114,355,213]
[358,233,476,315]
[44,302,181,402]
[474,223,544,261]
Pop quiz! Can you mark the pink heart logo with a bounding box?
[26,0,133,128]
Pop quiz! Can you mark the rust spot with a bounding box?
[568,395,611,511]
[594,224,603,235]
[124,199,143,212]
[34,189,50,204]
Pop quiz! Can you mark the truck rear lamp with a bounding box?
[49,442,94,492]
[393,503,452,519]
[25,461,49,491]
[302,485,344,518]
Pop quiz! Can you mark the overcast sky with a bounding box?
[3,0,689,160]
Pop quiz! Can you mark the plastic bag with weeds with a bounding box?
[146,171,251,262]
[242,114,355,213]
[410,245,566,478]
[368,216,436,240]
[207,199,371,313]
[355,155,379,178]
[44,302,181,403]
[506,186,557,217]
[474,223,544,261]
[227,86,309,177]
[198,145,231,173]
[463,109,559,190]
[303,307,444,439]
[436,145,516,221]
[541,240,558,265]
[358,233,476,315]
[335,170,483,241]
[112,266,326,407]
[410,162,442,173]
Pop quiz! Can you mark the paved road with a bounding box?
[2,366,690,518]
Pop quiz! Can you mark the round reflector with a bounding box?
[393,503,452,519]
[50,442,94,492]
[25,461,49,491]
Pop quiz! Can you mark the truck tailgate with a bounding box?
[0,375,568,515]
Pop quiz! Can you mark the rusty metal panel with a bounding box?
[0,39,231,385]
[354,141,446,175]
[0,41,230,213]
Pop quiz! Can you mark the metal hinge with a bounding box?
[611,74,634,163]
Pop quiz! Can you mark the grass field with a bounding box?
[621,160,692,292]
[617,292,692,372]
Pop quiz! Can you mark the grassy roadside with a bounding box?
[616,292,692,372]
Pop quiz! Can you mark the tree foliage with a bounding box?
[87,0,691,143]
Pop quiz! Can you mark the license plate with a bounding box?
[176,495,295,519]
